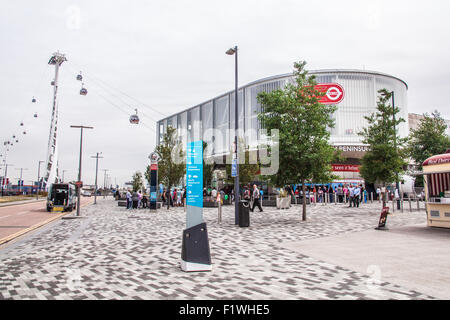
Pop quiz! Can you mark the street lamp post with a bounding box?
[91,152,103,204]
[37,160,44,200]
[102,169,109,199]
[226,46,240,225]
[70,125,94,217]
[391,91,401,210]
[15,168,28,194]
[62,170,68,183]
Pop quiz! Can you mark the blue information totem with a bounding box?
[181,140,212,272]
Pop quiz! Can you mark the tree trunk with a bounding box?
[382,182,386,208]
[302,180,307,221]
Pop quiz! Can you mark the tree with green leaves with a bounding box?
[151,126,186,209]
[358,89,408,207]
[407,111,450,186]
[257,61,338,221]
[131,171,143,192]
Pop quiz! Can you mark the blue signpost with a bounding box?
[181,140,212,272]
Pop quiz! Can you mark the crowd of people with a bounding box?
[161,188,187,207]
[116,190,149,209]
[117,182,383,211]
[284,184,372,207]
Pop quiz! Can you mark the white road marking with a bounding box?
[16,211,29,215]
[0,215,12,219]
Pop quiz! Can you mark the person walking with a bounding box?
[250,184,263,212]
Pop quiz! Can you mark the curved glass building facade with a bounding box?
[157,69,408,157]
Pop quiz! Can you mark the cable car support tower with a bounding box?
[43,52,66,189]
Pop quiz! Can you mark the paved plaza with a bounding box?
[0,198,448,300]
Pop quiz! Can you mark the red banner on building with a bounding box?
[315,83,345,104]
[332,164,360,172]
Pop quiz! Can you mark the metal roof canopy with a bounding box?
[410,171,450,175]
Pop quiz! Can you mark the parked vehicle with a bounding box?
[81,189,92,197]
[46,183,76,212]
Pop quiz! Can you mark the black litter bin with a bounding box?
[239,200,250,227]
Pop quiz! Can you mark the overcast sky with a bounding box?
[1,0,450,187]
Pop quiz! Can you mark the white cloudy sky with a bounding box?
[1,0,450,187]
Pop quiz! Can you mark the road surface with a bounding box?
[0,197,94,245]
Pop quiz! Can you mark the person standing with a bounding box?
[132,191,139,209]
[211,187,217,203]
[250,184,263,212]
[142,194,148,208]
[348,185,355,207]
[126,189,132,209]
[177,189,182,206]
[161,190,166,205]
[138,190,142,208]
[353,184,361,208]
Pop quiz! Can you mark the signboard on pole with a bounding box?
[148,152,159,210]
[231,159,237,177]
[186,141,203,210]
[182,140,212,272]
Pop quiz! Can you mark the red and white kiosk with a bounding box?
[422,149,450,228]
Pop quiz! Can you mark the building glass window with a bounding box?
[214,95,230,155]
[202,101,213,156]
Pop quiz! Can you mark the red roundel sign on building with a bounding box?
[315,83,345,105]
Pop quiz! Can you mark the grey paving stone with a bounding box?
[0,199,435,300]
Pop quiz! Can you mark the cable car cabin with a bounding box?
[32,97,36,103]
[34,113,38,118]
[421,149,450,228]
[80,88,88,95]
[129,114,139,124]
[76,73,83,81]
[47,183,76,212]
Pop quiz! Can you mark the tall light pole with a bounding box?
[37,160,44,200]
[62,170,68,182]
[226,45,239,225]
[70,125,93,216]
[1,163,13,196]
[391,91,401,210]
[91,152,103,204]
[102,169,109,198]
[15,168,28,193]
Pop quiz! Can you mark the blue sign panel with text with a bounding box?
[186,140,203,208]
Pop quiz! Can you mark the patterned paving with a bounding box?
[0,198,434,300]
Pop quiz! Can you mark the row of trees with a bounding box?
[138,60,449,219]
